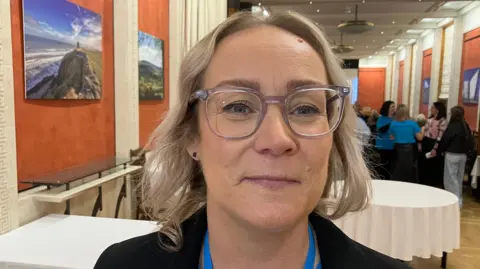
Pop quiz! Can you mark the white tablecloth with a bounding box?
[0,214,157,269]
[469,156,480,189]
[333,180,460,261]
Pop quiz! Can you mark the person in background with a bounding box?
[435,106,473,208]
[416,114,427,152]
[374,101,396,180]
[389,104,424,183]
[419,102,447,188]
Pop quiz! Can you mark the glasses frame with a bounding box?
[189,85,350,140]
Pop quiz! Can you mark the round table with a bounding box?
[332,180,460,265]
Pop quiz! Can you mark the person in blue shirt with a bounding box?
[374,101,396,180]
[388,104,425,183]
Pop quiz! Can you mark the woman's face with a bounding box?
[430,105,438,116]
[195,26,332,230]
[388,103,396,117]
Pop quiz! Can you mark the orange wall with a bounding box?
[397,61,404,104]
[11,0,115,190]
[358,68,386,111]
[459,28,480,131]
[138,0,169,146]
[419,49,432,116]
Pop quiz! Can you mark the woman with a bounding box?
[419,102,447,188]
[374,101,396,180]
[389,105,424,183]
[436,106,473,208]
[94,12,409,269]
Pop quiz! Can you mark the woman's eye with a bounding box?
[292,105,320,115]
[223,103,252,114]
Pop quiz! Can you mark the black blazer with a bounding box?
[94,208,411,269]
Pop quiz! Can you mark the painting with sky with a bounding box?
[23,0,103,99]
[138,31,164,100]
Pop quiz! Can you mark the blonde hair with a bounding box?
[394,104,410,121]
[141,11,371,251]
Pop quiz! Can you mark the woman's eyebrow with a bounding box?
[215,79,261,90]
[214,79,326,91]
[286,79,326,90]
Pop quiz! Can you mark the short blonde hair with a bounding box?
[394,104,410,121]
[142,11,371,251]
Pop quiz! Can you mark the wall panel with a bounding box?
[138,0,169,146]
[459,28,480,130]
[11,0,115,191]
[358,68,386,111]
[419,49,433,116]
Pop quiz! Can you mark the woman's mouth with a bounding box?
[242,176,300,190]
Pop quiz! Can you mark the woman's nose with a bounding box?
[252,106,298,156]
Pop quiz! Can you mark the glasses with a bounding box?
[190,85,350,139]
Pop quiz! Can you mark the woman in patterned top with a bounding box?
[419,101,447,188]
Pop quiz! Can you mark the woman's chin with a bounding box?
[235,202,308,231]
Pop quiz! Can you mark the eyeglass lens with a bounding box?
[205,88,342,138]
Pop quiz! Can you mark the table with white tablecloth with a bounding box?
[333,180,460,268]
[0,214,157,269]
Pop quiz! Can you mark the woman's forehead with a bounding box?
[203,26,328,90]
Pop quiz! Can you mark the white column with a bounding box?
[391,53,399,103]
[0,0,19,234]
[411,39,423,117]
[429,28,443,107]
[385,55,393,101]
[403,45,413,106]
[114,0,139,157]
[447,17,464,112]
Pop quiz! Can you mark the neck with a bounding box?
[204,202,311,269]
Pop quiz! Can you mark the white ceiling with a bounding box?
[256,0,475,58]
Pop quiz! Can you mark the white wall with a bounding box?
[463,4,480,33]
[422,31,435,50]
[343,69,358,104]
[359,56,388,67]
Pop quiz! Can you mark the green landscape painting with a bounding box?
[138,31,164,100]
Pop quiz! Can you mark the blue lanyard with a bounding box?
[201,225,321,269]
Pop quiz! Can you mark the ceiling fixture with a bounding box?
[381,31,384,35]
[392,21,395,24]
[317,9,320,12]
[338,4,374,34]
[310,1,313,4]
[258,2,262,6]
[332,33,354,54]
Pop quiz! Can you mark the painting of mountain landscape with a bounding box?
[23,0,103,99]
[138,31,164,100]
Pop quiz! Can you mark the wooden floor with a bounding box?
[409,188,480,269]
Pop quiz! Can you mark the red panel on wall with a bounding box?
[419,49,433,116]
[358,68,386,111]
[11,0,115,190]
[397,61,404,104]
[459,28,480,131]
[138,0,169,146]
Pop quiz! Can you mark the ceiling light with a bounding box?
[338,4,374,34]
[353,40,356,43]
[389,40,394,44]
[381,31,384,35]
[366,45,369,48]
[310,1,313,4]
[363,0,366,3]
[392,21,395,24]
[389,51,395,55]
[262,9,270,17]
[317,9,320,12]
[258,2,262,6]
[369,56,372,59]
[373,40,375,43]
